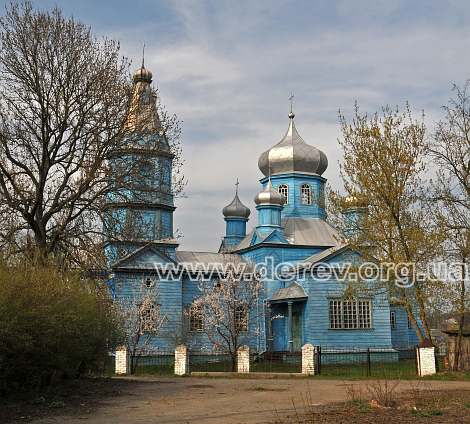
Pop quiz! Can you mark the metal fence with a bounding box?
[118,345,444,378]
[131,351,175,376]
[255,351,301,373]
[312,346,444,378]
[189,350,234,373]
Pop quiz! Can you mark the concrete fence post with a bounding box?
[237,345,250,373]
[302,344,315,374]
[115,346,130,375]
[417,338,437,377]
[301,343,314,375]
[174,345,189,375]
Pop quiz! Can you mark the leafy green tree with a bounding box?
[330,103,443,342]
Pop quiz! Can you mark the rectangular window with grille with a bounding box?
[329,300,342,329]
[189,305,204,332]
[329,298,371,330]
[235,305,248,332]
[359,301,371,329]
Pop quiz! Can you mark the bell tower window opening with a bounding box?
[141,89,150,105]
[278,183,288,205]
[301,183,311,205]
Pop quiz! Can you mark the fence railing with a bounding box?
[115,344,444,378]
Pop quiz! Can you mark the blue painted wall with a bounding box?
[260,174,326,219]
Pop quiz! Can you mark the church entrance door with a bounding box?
[292,311,302,352]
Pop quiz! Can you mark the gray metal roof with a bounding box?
[234,229,257,250]
[175,251,245,272]
[234,218,343,250]
[282,217,343,247]
[258,114,328,177]
[299,245,347,266]
[223,193,251,218]
[270,282,307,301]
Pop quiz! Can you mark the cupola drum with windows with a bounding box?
[257,111,328,219]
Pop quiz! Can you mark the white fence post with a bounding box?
[174,345,189,375]
[237,345,250,373]
[302,343,315,375]
[417,339,436,376]
[115,346,130,375]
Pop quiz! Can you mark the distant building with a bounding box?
[105,63,418,355]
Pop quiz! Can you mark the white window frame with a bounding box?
[235,305,248,332]
[329,298,372,330]
[189,304,204,332]
[139,298,159,333]
[300,183,312,205]
[278,183,289,205]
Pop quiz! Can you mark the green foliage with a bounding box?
[48,401,65,409]
[330,103,443,342]
[0,256,120,397]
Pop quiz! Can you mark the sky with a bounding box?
[28,0,470,252]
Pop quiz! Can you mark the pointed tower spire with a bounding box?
[142,42,145,68]
[125,45,164,134]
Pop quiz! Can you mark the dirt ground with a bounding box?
[3,376,470,423]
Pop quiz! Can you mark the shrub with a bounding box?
[0,256,120,397]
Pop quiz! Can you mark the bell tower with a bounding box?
[104,57,178,264]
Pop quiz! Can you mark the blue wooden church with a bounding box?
[105,63,418,356]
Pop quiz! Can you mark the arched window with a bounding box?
[278,183,288,204]
[138,161,154,189]
[235,305,248,332]
[301,183,311,205]
[141,89,150,104]
[139,299,159,333]
[189,304,204,332]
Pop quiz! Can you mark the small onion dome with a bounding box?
[258,113,328,177]
[223,194,251,219]
[133,66,153,84]
[254,180,286,206]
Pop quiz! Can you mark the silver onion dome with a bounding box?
[254,180,286,206]
[133,66,153,84]
[223,194,251,219]
[258,112,328,177]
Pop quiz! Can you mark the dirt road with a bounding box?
[29,377,470,424]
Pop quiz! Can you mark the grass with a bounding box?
[410,407,443,418]
[133,364,175,376]
[123,356,468,382]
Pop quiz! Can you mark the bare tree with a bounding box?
[114,277,167,374]
[0,2,184,266]
[428,82,470,369]
[191,254,263,371]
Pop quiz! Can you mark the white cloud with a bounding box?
[30,0,470,251]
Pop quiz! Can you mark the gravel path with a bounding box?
[29,377,470,424]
